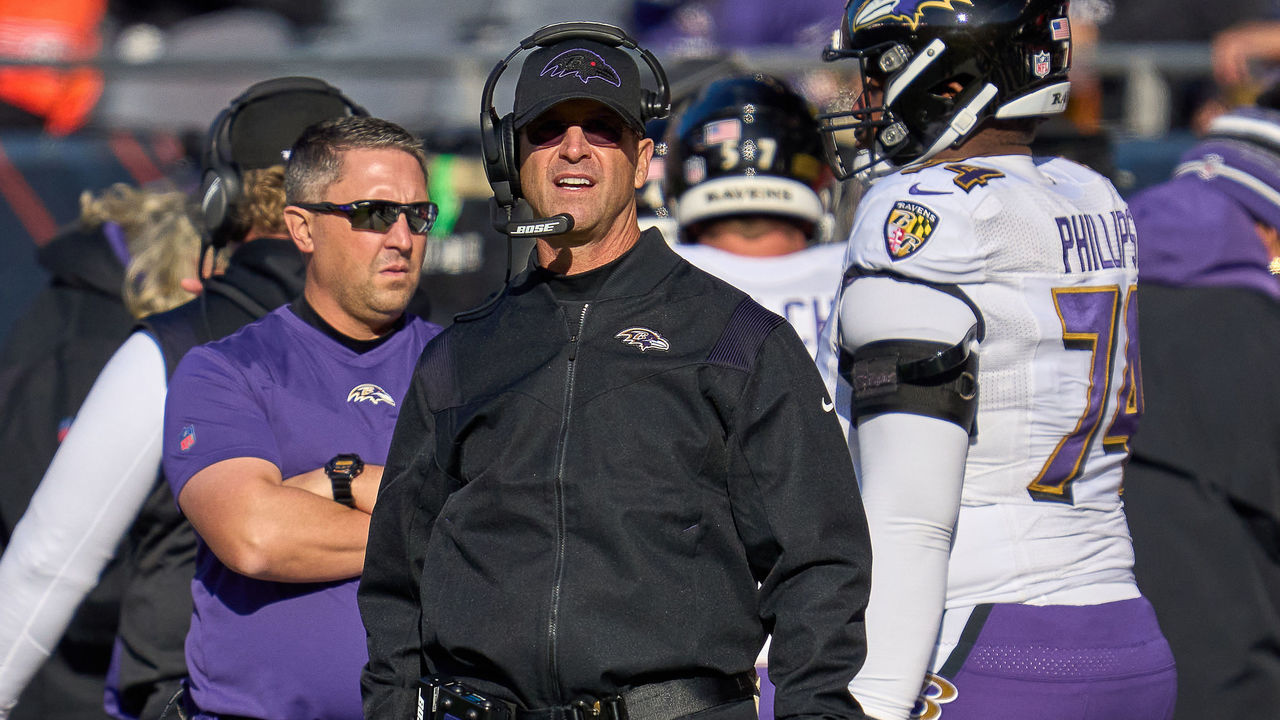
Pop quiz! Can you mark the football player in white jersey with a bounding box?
[814,2,1176,719]
[667,73,845,358]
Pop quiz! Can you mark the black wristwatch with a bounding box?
[324,453,363,508]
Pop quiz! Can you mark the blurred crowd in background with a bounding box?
[0,0,1277,339]
[0,3,1278,720]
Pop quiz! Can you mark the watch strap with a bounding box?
[325,453,363,509]
[331,475,356,508]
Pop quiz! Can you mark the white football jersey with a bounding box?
[676,242,846,358]
[821,155,1142,607]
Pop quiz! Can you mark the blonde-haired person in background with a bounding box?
[122,197,204,319]
[78,183,205,318]
[0,182,203,720]
[0,170,286,720]
[0,167,292,720]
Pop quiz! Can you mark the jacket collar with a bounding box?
[511,228,679,302]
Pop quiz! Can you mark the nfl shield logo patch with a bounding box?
[885,201,939,260]
[1033,51,1051,78]
[179,424,196,452]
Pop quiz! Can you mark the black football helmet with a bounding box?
[637,116,673,219]
[666,73,831,240]
[819,0,1072,179]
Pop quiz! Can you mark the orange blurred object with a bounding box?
[0,0,106,135]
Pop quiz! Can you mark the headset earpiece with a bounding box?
[201,101,240,248]
[199,168,237,243]
[641,90,663,124]
[635,46,671,123]
[499,113,520,200]
[480,105,514,207]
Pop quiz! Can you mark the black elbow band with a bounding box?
[839,334,979,434]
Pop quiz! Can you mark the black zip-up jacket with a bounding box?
[361,230,871,720]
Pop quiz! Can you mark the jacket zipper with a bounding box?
[548,302,589,704]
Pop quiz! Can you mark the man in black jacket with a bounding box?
[360,25,871,720]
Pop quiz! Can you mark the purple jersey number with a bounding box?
[1028,285,1143,504]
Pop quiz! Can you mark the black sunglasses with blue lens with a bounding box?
[293,200,439,234]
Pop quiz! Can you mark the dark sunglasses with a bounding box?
[524,116,630,148]
[293,200,438,234]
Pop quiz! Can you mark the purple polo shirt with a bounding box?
[163,306,440,720]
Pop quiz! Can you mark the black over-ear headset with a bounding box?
[200,76,368,248]
[480,22,671,212]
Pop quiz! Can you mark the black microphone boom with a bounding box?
[506,213,575,237]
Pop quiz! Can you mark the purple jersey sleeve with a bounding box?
[163,345,281,502]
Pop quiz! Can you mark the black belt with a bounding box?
[166,684,263,720]
[514,673,758,720]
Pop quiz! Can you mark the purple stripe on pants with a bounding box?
[921,597,1176,720]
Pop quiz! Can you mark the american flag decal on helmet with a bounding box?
[1051,17,1070,40]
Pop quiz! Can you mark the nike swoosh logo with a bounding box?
[908,183,951,196]
[822,398,835,413]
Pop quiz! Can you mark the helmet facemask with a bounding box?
[818,39,919,181]
[819,0,1073,181]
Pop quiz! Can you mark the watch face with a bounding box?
[327,453,363,478]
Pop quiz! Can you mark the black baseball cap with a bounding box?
[223,78,366,171]
[512,39,645,132]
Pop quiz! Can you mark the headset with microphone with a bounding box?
[200,76,368,249]
[479,21,671,238]
[194,76,367,328]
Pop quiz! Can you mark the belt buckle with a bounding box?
[568,696,628,720]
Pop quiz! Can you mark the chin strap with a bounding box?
[912,83,1000,167]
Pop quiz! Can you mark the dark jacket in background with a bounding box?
[0,225,133,720]
[1124,169,1280,720]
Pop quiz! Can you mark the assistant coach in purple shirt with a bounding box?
[161,116,443,720]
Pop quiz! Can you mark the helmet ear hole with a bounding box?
[928,76,972,98]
